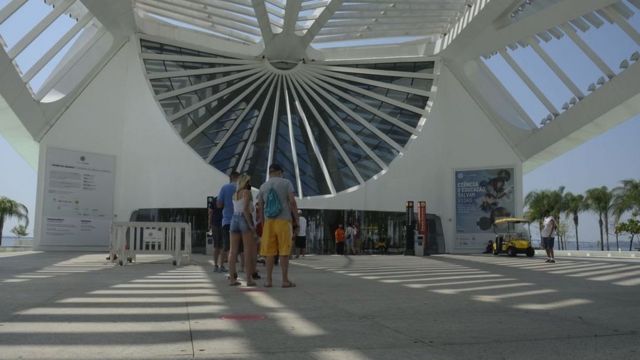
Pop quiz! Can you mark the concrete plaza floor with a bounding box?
[1,251,639,359]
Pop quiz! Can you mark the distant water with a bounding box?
[534,239,638,251]
[0,236,34,247]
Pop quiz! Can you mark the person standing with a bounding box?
[228,174,257,286]
[209,197,225,272]
[217,171,239,273]
[294,210,307,258]
[335,224,345,255]
[541,212,557,263]
[256,164,299,288]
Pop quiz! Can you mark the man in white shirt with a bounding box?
[294,210,307,258]
[541,213,557,263]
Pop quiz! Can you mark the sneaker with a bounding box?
[219,266,228,273]
[252,272,261,280]
[549,259,556,263]
[213,265,220,273]
[545,259,551,263]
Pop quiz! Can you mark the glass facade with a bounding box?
[141,39,435,197]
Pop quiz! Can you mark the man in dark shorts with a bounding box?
[294,210,307,258]
[210,199,226,272]
[215,171,239,272]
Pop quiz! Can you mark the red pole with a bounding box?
[418,201,428,254]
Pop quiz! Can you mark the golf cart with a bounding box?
[493,217,535,257]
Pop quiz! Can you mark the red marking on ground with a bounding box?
[221,314,267,321]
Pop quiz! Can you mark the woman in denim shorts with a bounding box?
[228,174,257,286]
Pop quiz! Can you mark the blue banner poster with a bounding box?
[455,168,515,249]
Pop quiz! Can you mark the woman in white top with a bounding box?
[228,174,257,286]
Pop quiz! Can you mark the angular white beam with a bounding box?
[0,0,27,24]
[300,0,343,47]
[560,23,615,79]
[251,0,274,44]
[7,0,75,59]
[602,6,640,45]
[23,13,93,82]
[499,49,559,116]
[528,38,585,100]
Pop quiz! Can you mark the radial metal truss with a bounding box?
[141,38,435,197]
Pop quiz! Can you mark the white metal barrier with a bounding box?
[110,222,192,266]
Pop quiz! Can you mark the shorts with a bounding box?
[212,225,223,249]
[542,237,555,249]
[220,224,231,251]
[230,214,252,234]
[346,237,353,247]
[295,236,307,249]
[260,219,292,256]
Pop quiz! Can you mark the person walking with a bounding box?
[256,164,299,288]
[216,171,239,273]
[541,212,557,263]
[228,174,257,286]
[335,224,345,255]
[346,223,355,255]
[294,210,307,258]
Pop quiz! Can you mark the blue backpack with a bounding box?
[264,187,282,218]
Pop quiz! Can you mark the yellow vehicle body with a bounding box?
[492,217,535,257]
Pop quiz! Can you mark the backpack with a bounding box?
[264,186,282,218]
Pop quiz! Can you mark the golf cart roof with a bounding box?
[494,217,530,225]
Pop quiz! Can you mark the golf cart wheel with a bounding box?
[507,247,517,257]
[526,247,535,257]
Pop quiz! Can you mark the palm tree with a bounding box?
[0,196,29,247]
[525,187,564,247]
[585,186,614,251]
[613,179,640,222]
[562,192,585,250]
[524,190,549,235]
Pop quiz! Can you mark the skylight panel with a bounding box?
[0,0,106,101]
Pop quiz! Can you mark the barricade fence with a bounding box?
[110,222,192,266]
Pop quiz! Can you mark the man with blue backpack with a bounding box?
[256,163,299,288]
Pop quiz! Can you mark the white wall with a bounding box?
[34,36,522,252]
[34,38,228,250]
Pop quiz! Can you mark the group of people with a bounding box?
[334,223,359,255]
[209,164,307,288]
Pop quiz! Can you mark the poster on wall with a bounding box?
[41,147,116,249]
[455,167,515,249]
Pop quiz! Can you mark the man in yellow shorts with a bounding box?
[256,164,299,288]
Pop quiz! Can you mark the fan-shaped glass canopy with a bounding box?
[141,39,435,197]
